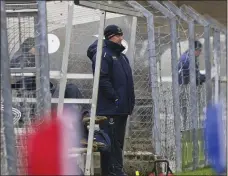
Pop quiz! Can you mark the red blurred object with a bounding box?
[28,118,61,175]
[19,113,62,175]
[19,108,83,175]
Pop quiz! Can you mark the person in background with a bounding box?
[178,40,206,86]
[10,37,54,125]
[10,37,55,93]
[87,24,135,176]
[178,40,206,130]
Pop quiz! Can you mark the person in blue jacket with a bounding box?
[10,37,55,93]
[178,40,206,130]
[87,25,135,176]
[178,40,206,85]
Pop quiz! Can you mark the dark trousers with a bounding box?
[99,115,128,176]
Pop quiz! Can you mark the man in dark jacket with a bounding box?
[10,37,55,93]
[87,25,135,176]
[178,40,206,130]
[178,40,206,86]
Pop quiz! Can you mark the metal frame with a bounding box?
[12,97,91,104]
[180,5,209,26]
[148,1,182,172]
[213,29,221,103]
[77,0,142,17]
[10,67,37,73]
[84,10,106,175]
[124,16,137,151]
[188,20,199,170]
[11,71,94,79]
[6,9,38,17]
[34,13,42,117]
[127,0,162,158]
[57,1,74,116]
[204,14,226,34]
[37,0,51,118]
[181,4,214,169]
[128,16,137,70]
[1,1,18,174]
[181,5,215,105]
[226,32,228,176]
[203,14,227,103]
[202,16,227,174]
[148,1,174,18]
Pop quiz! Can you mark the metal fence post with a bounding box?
[163,2,204,171]
[188,20,199,170]
[127,0,162,157]
[170,17,182,172]
[202,17,227,169]
[85,10,106,175]
[180,5,215,169]
[203,24,211,166]
[147,13,161,156]
[147,1,178,158]
[147,2,183,171]
[34,15,42,117]
[57,1,74,117]
[204,25,212,106]
[124,16,137,150]
[37,0,51,118]
[128,16,137,71]
[1,1,17,174]
[213,30,221,103]
[226,33,228,176]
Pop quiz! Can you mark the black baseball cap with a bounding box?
[104,25,123,39]
[195,40,202,50]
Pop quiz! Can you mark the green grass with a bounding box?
[175,167,216,175]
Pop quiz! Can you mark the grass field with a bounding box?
[175,167,216,175]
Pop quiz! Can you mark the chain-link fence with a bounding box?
[1,1,51,175]
[1,1,227,175]
[46,1,155,174]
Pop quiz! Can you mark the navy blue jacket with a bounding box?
[178,51,206,85]
[87,39,135,116]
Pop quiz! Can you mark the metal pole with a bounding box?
[124,16,137,152]
[188,20,199,170]
[213,30,221,103]
[57,1,74,117]
[147,13,161,156]
[204,25,212,105]
[146,0,176,157]
[34,15,41,117]
[203,24,211,166]
[1,1,17,174]
[85,11,106,175]
[128,16,137,71]
[226,33,228,176]
[37,0,51,117]
[170,17,182,172]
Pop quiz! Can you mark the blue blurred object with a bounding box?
[204,102,226,174]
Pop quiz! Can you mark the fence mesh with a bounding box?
[124,15,155,176]
[1,3,47,175]
[47,2,155,174]
[1,1,227,176]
